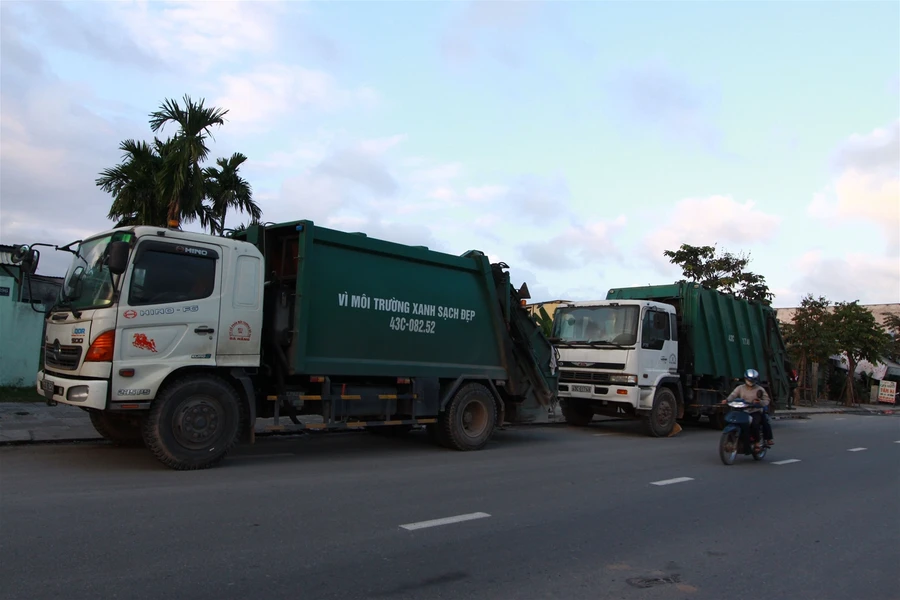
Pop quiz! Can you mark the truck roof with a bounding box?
[556,299,674,310]
[86,225,249,248]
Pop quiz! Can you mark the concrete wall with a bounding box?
[525,300,572,321]
[0,273,45,387]
[776,303,899,328]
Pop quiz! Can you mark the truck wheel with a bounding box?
[561,400,594,426]
[439,383,497,451]
[644,388,677,437]
[89,411,144,446]
[142,375,241,470]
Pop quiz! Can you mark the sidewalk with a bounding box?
[0,396,894,445]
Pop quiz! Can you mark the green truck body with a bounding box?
[237,220,558,444]
[605,282,795,415]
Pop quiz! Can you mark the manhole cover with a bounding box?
[626,574,682,589]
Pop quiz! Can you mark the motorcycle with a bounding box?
[718,396,771,465]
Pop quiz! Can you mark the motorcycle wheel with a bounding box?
[719,431,738,465]
[752,444,767,461]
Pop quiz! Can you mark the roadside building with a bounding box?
[0,245,63,387]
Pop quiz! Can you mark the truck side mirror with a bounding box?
[107,241,130,275]
[11,245,38,275]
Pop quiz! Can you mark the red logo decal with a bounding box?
[132,333,158,352]
[229,320,251,341]
[124,310,137,319]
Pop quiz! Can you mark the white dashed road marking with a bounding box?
[400,512,491,531]
[650,477,694,486]
[772,459,801,465]
[847,447,867,452]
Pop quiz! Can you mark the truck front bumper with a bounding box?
[36,370,108,410]
[559,383,640,407]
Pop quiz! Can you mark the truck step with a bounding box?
[264,418,437,433]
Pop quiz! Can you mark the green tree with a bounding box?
[831,301,891,406]
[148,94,228,228]
[532,305,554,338]
[663,243,773,304]
[97,139,169,227]
[883,314,900,363]
[780,294,838,403]
[203,152,260,236]
[97,94,262,232]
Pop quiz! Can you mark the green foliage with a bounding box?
[830,300,892,405]
[204,153,260,236]
[662,243,773,304]
[97,95,261,234]
[533,305,553,338]
[883,314,900,363]
[781,294,838,365]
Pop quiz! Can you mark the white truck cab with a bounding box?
[25,226,265,460]
[550,299,683,436]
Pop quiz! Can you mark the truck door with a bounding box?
[639,307,673,384]
[110,239,222,403]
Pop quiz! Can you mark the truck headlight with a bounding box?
[67,386,90,402]
[609,374,637,385]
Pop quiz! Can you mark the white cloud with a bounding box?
[427,187,455,201]
[357,134,407,156]
[788,251,900,305]
[440,0,539,66]
[112,0,285,73]
[214,65,379,130]
[640,195,782,272]
[520,216,628,270]
[810,120,900,254]
[831,119,899,175]
[465,185,508,201]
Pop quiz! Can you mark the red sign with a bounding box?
[229,320,251,341]
[124,310,137,319]
[132,333,158,352]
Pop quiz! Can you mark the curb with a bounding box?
[1,408,894,447]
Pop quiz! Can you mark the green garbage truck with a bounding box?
[13,219,558,470]
[550,282,794,436]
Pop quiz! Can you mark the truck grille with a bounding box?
[561,371,614,384]
[44,343,82,371]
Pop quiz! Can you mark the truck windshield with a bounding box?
[551,305,640,346]
[60,235,119,311]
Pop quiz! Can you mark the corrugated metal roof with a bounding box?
[0,250,17,266]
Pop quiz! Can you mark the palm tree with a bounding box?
[203,152,261,236]
[97,138,169,227]
[149,94,228,229]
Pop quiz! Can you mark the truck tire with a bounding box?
[142,375,241,470]
[439,382,497,451]
[561,400,594,426]
[644,388,677,437]
[89,410,144,446]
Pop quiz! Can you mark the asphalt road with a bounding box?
[1,413,898,600]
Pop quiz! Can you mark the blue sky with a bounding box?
[1,0,897,307]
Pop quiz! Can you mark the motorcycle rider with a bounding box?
[721,368,774,450]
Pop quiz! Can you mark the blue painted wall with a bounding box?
[0,272,47,387]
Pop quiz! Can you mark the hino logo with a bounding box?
[176,246,208,256]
